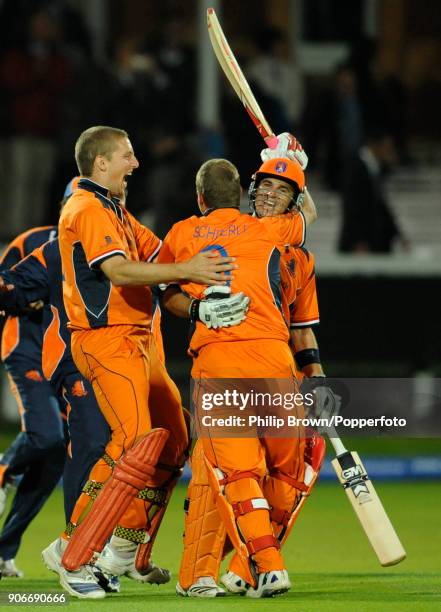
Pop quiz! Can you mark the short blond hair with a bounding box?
[75,126,128,176]
[195,159,240,209]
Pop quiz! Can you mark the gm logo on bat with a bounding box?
[342,464,365,481]
[342,465,371,499]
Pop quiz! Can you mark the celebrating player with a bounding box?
[158,152,319,598]
[50,126,244,599]
[0,227,66,579]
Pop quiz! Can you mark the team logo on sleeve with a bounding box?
[104,236,113,244]
[275,161,288,174]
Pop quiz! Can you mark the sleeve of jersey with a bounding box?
[2,246,50,303]
[265,212,306,247]
[0,241,24,272]
[75,207,127,269]
[126,211,162,263]
[289,252,320,328]
[155,228,179,291]
[0,247,49,314]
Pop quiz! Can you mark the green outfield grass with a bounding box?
[0,482,440,611]
[1,429,441,457]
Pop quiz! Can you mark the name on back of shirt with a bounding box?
[193,224,248,240]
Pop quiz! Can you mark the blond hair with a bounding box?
[75,126,128,176]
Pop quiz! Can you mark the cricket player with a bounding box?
[49,126,242,599]
[158,153,318,597]
[163,149,327,597]
[0,226,66,579]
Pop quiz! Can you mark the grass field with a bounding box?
[0,481,440,611]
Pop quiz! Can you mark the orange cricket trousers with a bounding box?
[191,339,305,573]
[68,324,188,531]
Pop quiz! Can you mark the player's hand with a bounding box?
[260,133,308,170]
[183,251,237,286]
[28,300,44,311]
[190,285,250,329]
[308,377,341,422]
[0,275,14,292]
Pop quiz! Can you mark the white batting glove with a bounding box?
[260,132,308,170]
[189,286,250,329]
[308,377,341,422]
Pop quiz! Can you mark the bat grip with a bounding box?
[264,136,279,149]
[327,427,347,457]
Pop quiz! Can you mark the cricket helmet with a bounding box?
[248,157,305,215]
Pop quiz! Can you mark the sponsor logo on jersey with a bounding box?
[71,380,88,397]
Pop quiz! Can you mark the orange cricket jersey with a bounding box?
[287,247,320,329]
[58,178,161,331]
[157,208,306,353]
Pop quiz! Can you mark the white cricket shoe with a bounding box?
[0,557,24,578]
[176,576,226,597]
[246,569,291,598]
[59,565,106,599]
[42,538,105,600]
[221,570,247,594]
[41,538,66,575]
[97,537,170,584]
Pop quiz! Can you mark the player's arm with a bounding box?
[74,206,237,287]
[0,245,50,314]
[289,249,322,376]
[162,285,190,318]
[300,187,317,226]
[290,326,324,377]
[100,251,236,287]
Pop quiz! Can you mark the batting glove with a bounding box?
[189,286,250,329]
[260,132,308,170]
[307,377,341,422]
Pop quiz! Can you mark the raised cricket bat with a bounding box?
[329,432,406,566]
[207,8,278,149]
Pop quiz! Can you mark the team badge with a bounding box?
[275,161,287,174]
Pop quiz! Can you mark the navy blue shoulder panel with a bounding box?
[72,242,110,328]
[268,247,282,313]
[23,227,58,256]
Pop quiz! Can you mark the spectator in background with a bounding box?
[247,27,304,135]
[0,8,71,238]
[142,19,198,237]
[107,36,164,217]
[322,63,364,191]
[338,128,409,254]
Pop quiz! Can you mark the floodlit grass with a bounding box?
[0,482,440,611]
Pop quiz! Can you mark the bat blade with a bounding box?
[207,8,276,145]
[332,451,406,566]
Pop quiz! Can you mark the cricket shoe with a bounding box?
[0,558,24,578]
[221,571,247,594]
[246,569,291,598]
[42,538,105,600]
[92,567,121,593]
[97,537,170,584]
[176,576,226,597]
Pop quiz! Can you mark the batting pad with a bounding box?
[62,428,170,571]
